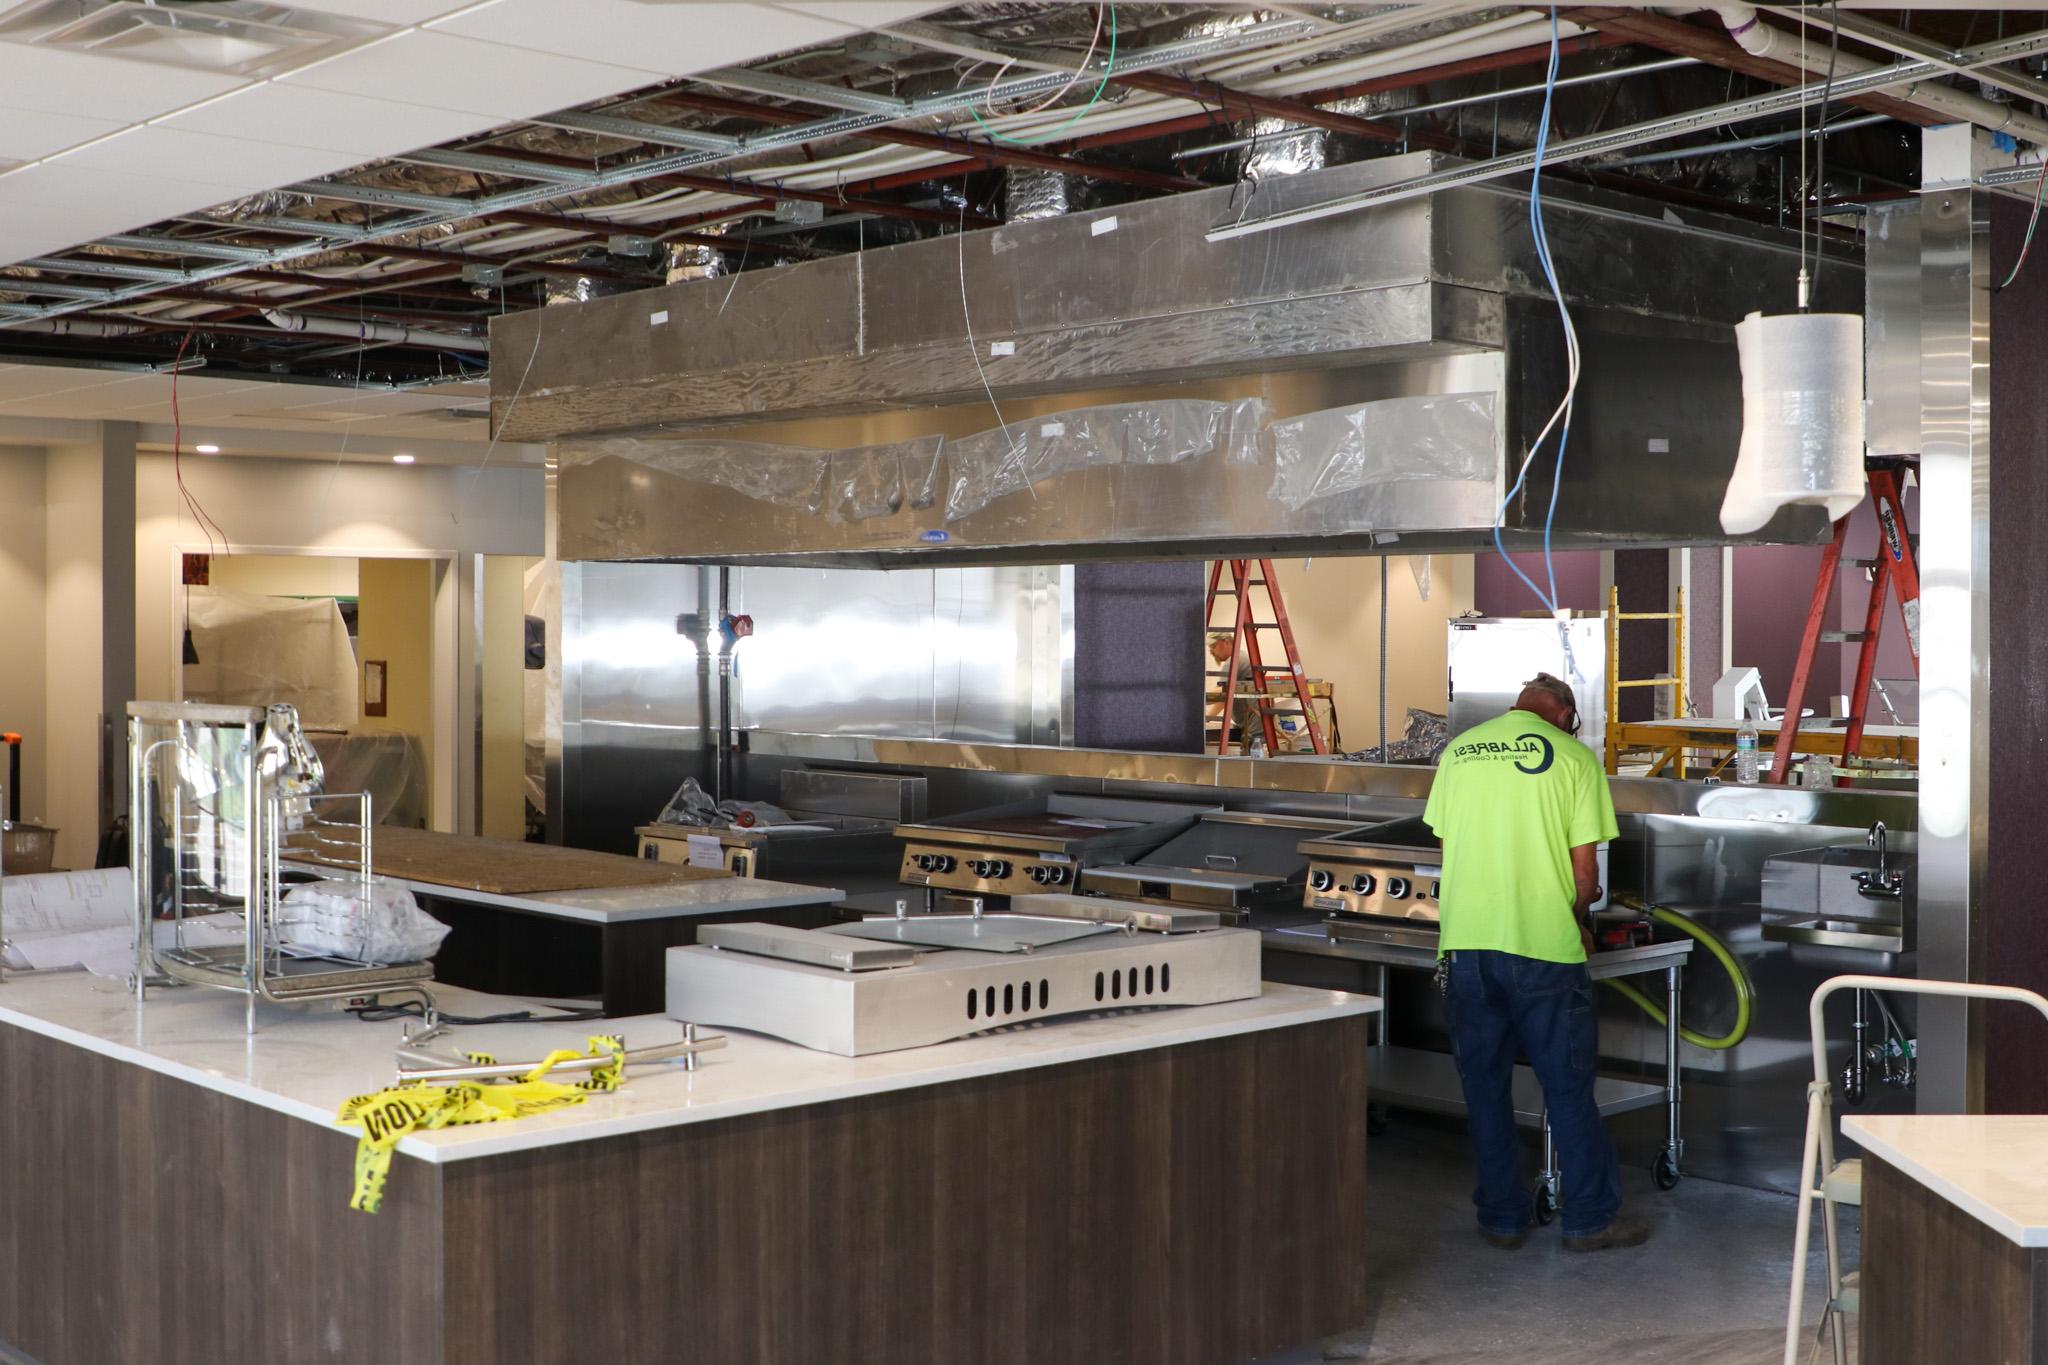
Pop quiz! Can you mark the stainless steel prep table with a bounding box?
[1267,925,1694,1218]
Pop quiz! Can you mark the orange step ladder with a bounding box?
[1770,461,1921,783]
[1205,558,1329,756]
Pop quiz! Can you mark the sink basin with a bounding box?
[1761,844,1911,954]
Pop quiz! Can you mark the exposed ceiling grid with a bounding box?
[0,2,2039,465]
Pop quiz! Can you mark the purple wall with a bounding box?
[1473,550,1602,616]
[1730,543,1832,712]
[1986,196,2048,1113]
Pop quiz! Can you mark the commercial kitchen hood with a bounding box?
[505,153,1853,569]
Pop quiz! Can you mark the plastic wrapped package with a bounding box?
[823,435,946,523]
[275,876,451,964]
[944,398,1269,521]
[1719,311,1865,535]
[1267,392,1498,511]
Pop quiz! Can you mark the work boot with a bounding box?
[1562,1219,1651,1252]
[1479,1228,1527,1251]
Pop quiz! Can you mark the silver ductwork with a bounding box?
[504,152,1857,567]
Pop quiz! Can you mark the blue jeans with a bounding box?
[1444,949,1622,1238]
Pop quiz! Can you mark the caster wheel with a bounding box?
[1366,1103,1391,1137]
[1653,1151,1681,1190]
[1534,1182,1557,1226]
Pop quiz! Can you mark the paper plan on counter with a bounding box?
[686,834,725,870]
[1,867,131,935]
[8,914,244,977]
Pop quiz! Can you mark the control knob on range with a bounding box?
[1308,869,1335,893]
[1027,864,1067,886]
[1385,876,1411,900]
[1349,873,1377,896]
[927,853,955,874]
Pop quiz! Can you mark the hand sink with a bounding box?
[1761,845,1912,953]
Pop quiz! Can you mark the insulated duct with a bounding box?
[261,310,488,353]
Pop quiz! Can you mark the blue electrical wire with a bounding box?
[1490,6,1575,614]
[1531,6,1575,612]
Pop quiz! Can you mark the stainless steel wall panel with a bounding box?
[1865,200,1924,457]
[1916,126,1994,1113]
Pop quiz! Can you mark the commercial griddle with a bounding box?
[667,893,1260,1056]
[1081,811,1369,923]
[894,793,1218,902]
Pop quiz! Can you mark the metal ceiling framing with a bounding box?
[3,2,2047,382]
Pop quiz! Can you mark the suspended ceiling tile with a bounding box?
[430,0,840,73]
[155,82,505,159]
[0,107,125,164]
[59,126,361,190]
[280,29,662,119]
[771,2,950,29]
[0,46,249,123]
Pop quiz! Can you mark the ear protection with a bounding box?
[1563,708,1581,737]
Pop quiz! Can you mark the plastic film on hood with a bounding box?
[1267,392,1499,511]
[944,398,1269,521]
[824,435,947,523]
[555,436,833,514]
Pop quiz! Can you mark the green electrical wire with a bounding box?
[1600,898,1755,1051]
[965,3,1117,147]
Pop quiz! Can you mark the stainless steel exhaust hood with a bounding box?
[503,153,1853,568]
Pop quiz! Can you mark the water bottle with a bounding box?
[1735,715,1760,785]
[1802,754,1836,790]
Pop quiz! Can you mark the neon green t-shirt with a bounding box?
[1422,709,1619,964]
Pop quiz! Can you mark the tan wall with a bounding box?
[135,453,540,707]
[207,554,359,599]
[355,558,435,816]
[0,448,47,826]
[1211,555,1473,752]
[481,556,537,840]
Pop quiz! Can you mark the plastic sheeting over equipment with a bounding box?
[1719,311,1865,535]
[183,588,359,730]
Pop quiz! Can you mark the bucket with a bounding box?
[2,823,57,875]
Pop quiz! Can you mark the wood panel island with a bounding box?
[1851,1114,2048,1364]
[0,970,1375,1365]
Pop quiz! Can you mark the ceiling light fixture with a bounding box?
[195,443,219,454]
[392,453,415,464]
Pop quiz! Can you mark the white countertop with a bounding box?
[1845,1114,2048,1247]
[0,969,1377,1165]
[295,864,844,924]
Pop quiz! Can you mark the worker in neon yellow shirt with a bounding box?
[1423,672,1647,1253]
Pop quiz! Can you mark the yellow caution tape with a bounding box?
[335,1034,629,1214]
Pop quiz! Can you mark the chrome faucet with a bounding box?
[1855,820,1905,899]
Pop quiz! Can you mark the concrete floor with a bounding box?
[1259,1115,1858,1365]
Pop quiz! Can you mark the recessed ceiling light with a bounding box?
[392,454,415,464]
[195,444,219,454]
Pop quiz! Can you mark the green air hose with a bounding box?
[1598,898,1756,1050]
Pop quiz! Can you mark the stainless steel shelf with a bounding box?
[1370,1044,1666,1126]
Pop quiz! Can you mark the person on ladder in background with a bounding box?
[1205,632,1259,750]
[1423,672,1649,1253]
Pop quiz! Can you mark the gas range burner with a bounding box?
[894,794,1217,900]
[1295,816,1444,924]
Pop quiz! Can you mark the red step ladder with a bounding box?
[1205,558,1329,756]
[1770,462,1921,783]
